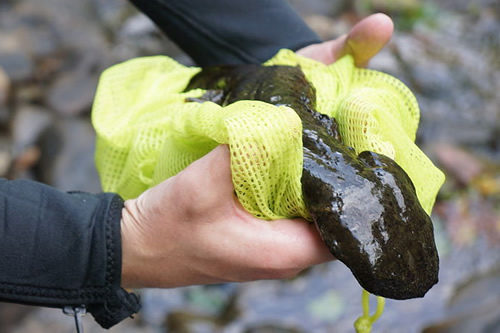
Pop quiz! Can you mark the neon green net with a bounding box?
[92,49,444,217]
[92,49,445,332]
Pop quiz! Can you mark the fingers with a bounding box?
[271,218,335,266]
[297,13,394,67]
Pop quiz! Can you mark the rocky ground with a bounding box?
[0,0,498,332]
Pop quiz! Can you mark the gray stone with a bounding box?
[0,51,34,82]
[0,32,21,54]
[15,0,109,52]
[11,306,153,333]
[288,0,348,16]
[304,14,350,41]
[0,66,9,106]
[120,12,157,37]
[17,19,60,58]
[422,269,500,333]
[11,104,52,155]
[0,10,59,59]
[15,82,44,104]
[0,137,11,177]
[113,12,188,63]
[46,70,98,116]
[37,117,101,193]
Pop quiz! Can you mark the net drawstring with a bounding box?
[354,290,385,333]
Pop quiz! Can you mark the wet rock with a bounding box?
[430,0,499,13]
[37,117,101,192]
[432,144,485,185]
[369,0,421,12]
[304,15,350,40]
[11,104,52,155]
[288,0,348,16]
[166,292,241,333]
[113,12,188,63]
[0,67,11,127]
[0,136,12,177]
[0,66,9,105]
[12,146,41,178]
[422,269,500,333]
[15,0,108,52]
[15,82,44,104]
[120,12,157,37]
[0,51,34,82]
[390,23,500,147]
[12,0,114,77]
[369,47,400,75]
[90,0,132,28]
[306,290,344,322]
[46,70,98,116]
[0,32,22,53]
[0,107,9,129]
[244,324,303,333]
[10,306,149,333]
[434,191,500,246]
[16,16,60,58]
[0,9,60,59]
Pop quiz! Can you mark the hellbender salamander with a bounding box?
[184,65,439,300]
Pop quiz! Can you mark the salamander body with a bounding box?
[185,65,439,300]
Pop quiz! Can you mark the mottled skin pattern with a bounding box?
[185,65,439,300]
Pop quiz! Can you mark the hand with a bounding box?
[297,13,394,67]
[121,146,332,288]
[120,14,394,288]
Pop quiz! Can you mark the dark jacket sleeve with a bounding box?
[0,179,140,329]
[128,0,321,66]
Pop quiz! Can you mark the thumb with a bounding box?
[161,144,237,216]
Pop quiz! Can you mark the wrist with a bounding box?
[120,198,144,288]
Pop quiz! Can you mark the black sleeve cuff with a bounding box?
[0,179,140,329]
[85,192,141,328]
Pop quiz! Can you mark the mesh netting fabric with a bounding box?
[92,50,444,217]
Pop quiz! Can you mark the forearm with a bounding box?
[128,0,321,66]
[0,179,140,328]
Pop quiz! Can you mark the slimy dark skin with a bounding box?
[184,65,439,300]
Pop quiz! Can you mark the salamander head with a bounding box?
[303,149,439,299]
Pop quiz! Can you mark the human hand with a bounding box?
[120,14,394,288]
[121,145,332,288]
[297,13,394,67]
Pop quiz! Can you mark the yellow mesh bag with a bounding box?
[92,49,444,217]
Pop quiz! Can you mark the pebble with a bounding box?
[0,136,12,177]
[11,104,52,155]
[17,20,60,58]
[0,66,10,105]
[46,70,98,116]
[304,14,350,40]
[37,117,102,192]
[0,51,34,82]
[421,269,500,333]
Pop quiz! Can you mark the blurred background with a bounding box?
[0,0,498,332]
